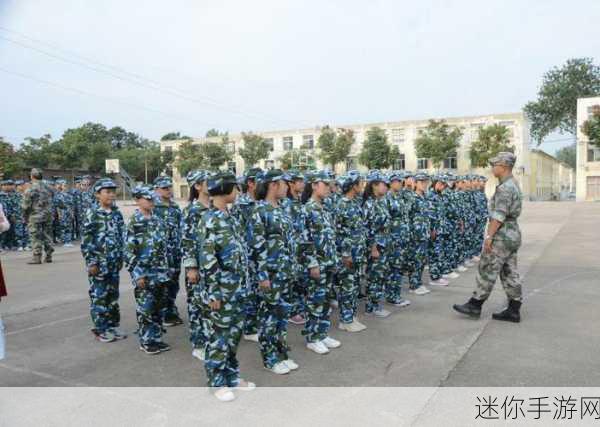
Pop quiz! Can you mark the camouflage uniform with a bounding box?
[386,181,412,302]
[427,184,449,281]
[280,192,306,318]
[249,189,296,368]
[473,174,523,302]
[200,203,249,388]
[69,182,82,240]
[12,187,27,249]
[474,179,489,256]
[21,180,54,259]
[442,184,460,270]
[408,185,433,289]
[80,181,125,335]
[54,186,75,244]
[125,197,170,346]
[301,192,338,343]
[0,185,17,249]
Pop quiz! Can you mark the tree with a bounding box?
[115,140,167,182]
[317,126,354,172]
[239,132,270,168]
[174,140,204,176]
[414,120,463,168]
[555,143,576,169]
[524,58,600,144]
[0,137,24,178]
[205,129,227,138]
[161,131,192,141]
[469,124,513,168]
[198,140,232,170]
[17,134,54,168]
[358,127,397,169]
[581,106,600,147]
[278,149,316,171]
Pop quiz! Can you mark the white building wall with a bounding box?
[576,97,600,201]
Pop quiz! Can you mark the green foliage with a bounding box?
[115,140,167,182]
[414,120,463,168]
[358,127,398,170]
[174,139,232,175]
[555,143,576,169]
[205,129,227,138]
[198,139,232,170]
[581,107,600,147]
[469,124,513,168]
[0,137,25,178]
[161,131,192,141]
[278,149,316,171]
[17,134,54,168]
[239,132,270,167]
[317,126,354,172]
[524,58,600,143]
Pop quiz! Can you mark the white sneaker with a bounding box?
[322,336,341,349]
[389,299,411,307]
[243,334,259,342]
[338,321,366,332]
[307,341,329,355]
[265,361,291,375]
[464,260,475,267]
[429,278,449,286]
[472,256,481,262]
[444,272,460,279]
[214,387,235,402]
[353,317,368,328]
[457,266,468,272]
[412,286,431,295]
[234,379,256,391]
[329,299,339,309]
[192,348,205,361]
[64,243,74,248]
[373,308,391,318]
[283,359,299,371]
[17,247,24,252]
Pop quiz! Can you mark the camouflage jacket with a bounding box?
[323,191,341,220]
[124,209,170,283]
[426,189,451,235]
[230,193,256,244]
[474,190,489,222]
[301,198,338,270]
[198,207,248,303]
[80,190,95,216]
[21,181,53,223]
[363,196,391,250]
[152,195,183,270]
[489,175,522,245]
[335,195,367,262]
[386,190,411,244]
[248,200,296,282]
[81,205,125,273]
[54,191,74,220]
[410,192,433,241]
[280,195,305,240]
[181,200,210,269]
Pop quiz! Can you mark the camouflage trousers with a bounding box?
[204,298,244,388]
[15,219,28,248]
[134,279,167,345]
[28,221,54,257]
[302,267,334,343]
[57,213,74,244]
[428,234,449,280]
[288,277,306,318]
[161,269,181,320]
[257,272,291,368]
[186,279,208,350]
[473,239,523,302]
[88,270,120,334]
[386,243,411,304]
[243,275,259,335]
[0,219,16,249]
[338,261,362,324]
[366,247,389,313]
[408,240,428,289]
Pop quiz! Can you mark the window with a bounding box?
[227,161,236,174]
[346,156,357,171]
[302,134,314,149]
[283,136,293,151]
[264,138,274,151]
[443,154,457,169]
[164,146,173,153]
[264,160,275,170]
[417,158,429,169]
[588,149,600,162]
[391,128,405,145]
[587,105,600,118]
[393,153,406,170]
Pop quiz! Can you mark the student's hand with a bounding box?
[342,256,353,269]
[258,279,271,290]
[186,269,199,284]
[309,267,320,280]
[88,265,99,276]
[371,245,380,260]
[209,300,221,311]
[431,230,437,241]
[136,277,147,289]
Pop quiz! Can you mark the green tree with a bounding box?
[0,137,25,178]
[358,127,397,169]
[205,129,228,138]
[524,58,600,143]
[414,120,463,168]
[17,134,54,168]
[554,143,576,169]
[198,139,232,170]
[239,132,270,168]
[174,140,204,176]
[115,140,167,182]
[278,149,316,171]
[317,126,354,172]
[469,124,513,168]
[161,131,192,141]
[581,106,600,147]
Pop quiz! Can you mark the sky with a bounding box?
[1,0,599,155]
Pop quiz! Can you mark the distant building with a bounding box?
[529,149,575,201]
[576,97,600,201]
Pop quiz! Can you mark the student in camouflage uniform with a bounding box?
[335,171,368,332]
[441,175,461,280]
[80,178,126,343]
[385,171,412,308]
[125,185,170,355]
[427,175,450,287]
[78,176,95,236]
[14,180,29,250]
[472,176,489,262]
[181,170,211,361]
[200,171,255,402]
[363,170,393,317]
[152,176,183,327]
[300,171,341,355]
[281,170,307,325]
[230,167,262,342]
[248,169,300,374]
[54,179,75,247]
[69,177,82,241]
[0,180,17,250]
[21,170,54,264]
[453,152,524,323]
[408,173,433,296]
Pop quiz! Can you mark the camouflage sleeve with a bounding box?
[300,206,319,269]
[181,208,198,268]
[364,200,377,248]
[248,207,269,282]
[80,209,99,267]
[337,201,352,258]
[200,216,223,302]
[124,217,144,281]
[21,189,32,219]
[489,185,511,223]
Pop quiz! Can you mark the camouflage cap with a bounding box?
[261,168,285,184]
[307,170,332,184]
[244,167,263,182]
[388,170,404,182]
[153,175,173,188]
[366,170,388,183]
[14,179,24,185]
[186,170,207,186]
[489,151,516,167]
[414,172,431,182]
[93,178,117,193]
[403,171,414,179]
[1,179,14,185]
[207,171,238,192]
[132,185,154,200]
[284,169,305,182]
[55,178,67,185]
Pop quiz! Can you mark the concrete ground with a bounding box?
[1,201,599,388]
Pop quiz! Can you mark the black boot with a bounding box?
[44,253,53,263]
[492,300,521,323]
[27,254,42,265]
[452,298,484,318]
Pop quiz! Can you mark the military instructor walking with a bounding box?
[453,152,523,323]
[21,168,54,265]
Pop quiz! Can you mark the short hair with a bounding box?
[208,182,236,197]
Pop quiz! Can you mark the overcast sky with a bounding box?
[1,0,599,154]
